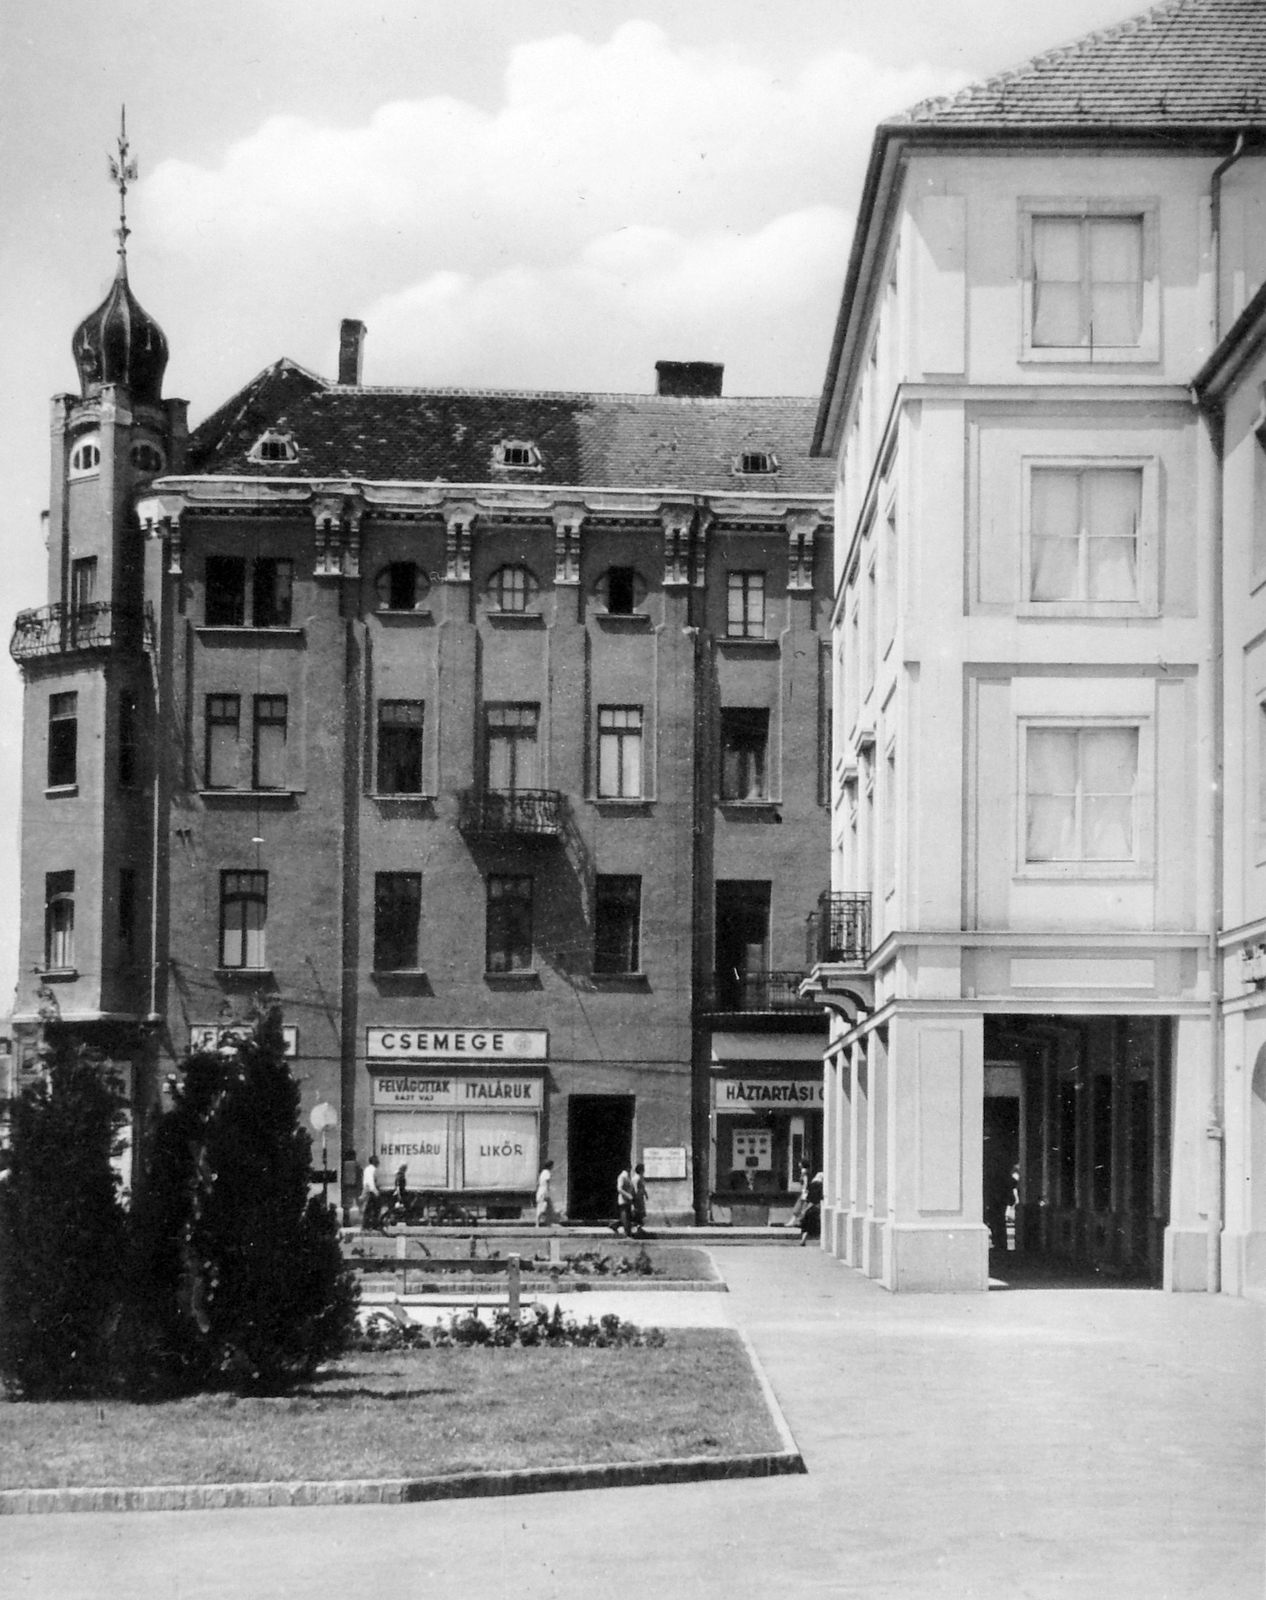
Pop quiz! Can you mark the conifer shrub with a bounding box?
[0,1034,129,1399]
[125,1003,357,1396]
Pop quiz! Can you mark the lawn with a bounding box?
[0,1330,777,1489]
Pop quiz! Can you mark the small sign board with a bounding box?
[641,1146,687,1180]
[191,1024,298,1058]
[732,1129,773,1171]
[368,1027,548,1061]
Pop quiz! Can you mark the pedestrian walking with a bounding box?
[534,1159,555,1226]
[613,1162,636,1236]
[784,1162,811,1228]
[360,1151,381,1232]
[631,1162,649,1237]
[798,1170,824,1245]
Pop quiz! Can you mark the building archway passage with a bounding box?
[984,1016,1171,1287]
[567,1094,634,1221]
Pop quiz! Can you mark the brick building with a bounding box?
[8,216,834,1223]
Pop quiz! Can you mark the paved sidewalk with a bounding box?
[5,1248,1261,1599]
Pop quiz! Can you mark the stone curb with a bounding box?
[357,1279,726,1296]
[0,1450,805,1517]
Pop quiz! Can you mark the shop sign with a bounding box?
[374,1113,448,1187]
[462,1112,538,1190]
[191,1023,298,1058]
[641,1147,687,1180]
[714,1078,824,1111]
[371,1075,543,1110]
[367,1027,548,1061]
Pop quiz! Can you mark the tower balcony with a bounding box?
[457,787,566,841]
[9,601,155,664]
[801,892,873,1024]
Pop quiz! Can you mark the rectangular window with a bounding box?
[70,556,97,613]
[376,700,424,794]
[714,880,770,1010]
[727,571,765,638]
[252,558,294,627]
[373,872,422,971]
[486,704,539,791]
[48,691,78,788]
[118,691,138,786]
[252,694,288,790]
[205,556,247,626]
[594,875,641,974]
[597,706,643,798]
[220,870,267,969]
[1025,726,1138,863]
[118,867,137,963]
[44,870,75,971]
[486,874,533,973]
[720,708,769,801]
[205,694,242,789]
[1029,467,1141,604]
[606,567,636,615]
[1032,214,1143,349]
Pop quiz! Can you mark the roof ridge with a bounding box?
[314,385,819,404]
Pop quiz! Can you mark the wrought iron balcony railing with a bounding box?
[457,787,565,840]
[9,601,155,663]
[806,892,871,967]
[705,970,818,1014]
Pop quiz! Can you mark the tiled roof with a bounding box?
[187,362,833,496]
[895,0,1266,129]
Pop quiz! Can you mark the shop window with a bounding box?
[252,694,288,790]
[374,871,422,971]
[1025,725,1138,863]
[487,564,540,613]
[594,875,641,974]
[220,870,268,969]
[375,561,429,611]
[1028,467,1142,605]
[44,871,75,971]
[205,695,242,789]
[376,700,424,795]
[486,704,539,791]
[205,556,247,626]
[47,691,78,789]
[118,690,138,786]
[118,867,137,963]
[252,558,294,627]
[597,706,643,798]
[727,570,765,638]
[720,708,769,802]
[596,566,645,615]
[714,880,770,1010]
[486,874,533,973]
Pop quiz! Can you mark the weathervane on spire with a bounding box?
[108,105,138,261]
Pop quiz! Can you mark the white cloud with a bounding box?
[140,23,966,401]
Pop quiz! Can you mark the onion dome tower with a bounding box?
[70,109,168,404]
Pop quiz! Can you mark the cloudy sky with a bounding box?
[0,0,1142,1001]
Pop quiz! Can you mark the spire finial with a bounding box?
[108,105,138,264]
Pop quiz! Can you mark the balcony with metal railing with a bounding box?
[806,892,871,968]
[703,969,820,1016]
[9,601,155,664]
[457,787,566,840]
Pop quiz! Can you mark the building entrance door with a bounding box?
[567,1094,635,1221]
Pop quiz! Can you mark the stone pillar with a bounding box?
[848,1040,868,1268]
[1164,1013,1214,1291]
[867,1027,890,1280]
[886,1008,988,1291]
[821,1048,838,1254]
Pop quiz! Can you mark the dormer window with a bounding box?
[70,437,101,476]
[735,450,778,477]
[130,441,165,475]
[375,562,430,612]
[249,430,298,465]
[487,564,540,613]
[493,440,541,471]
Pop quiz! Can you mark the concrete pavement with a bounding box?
[5,1246,1262,1599]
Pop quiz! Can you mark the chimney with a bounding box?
[655,360,723,398]
[338,319,367,386]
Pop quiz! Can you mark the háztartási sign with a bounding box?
[715,1078,824,1110]
[367,1027,548,1061]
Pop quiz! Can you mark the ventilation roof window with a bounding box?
[248,430,299,465]
[734,450,779,477]
[492,440,542,471]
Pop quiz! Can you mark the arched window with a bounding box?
[595,566,646,615]
[375,562,429,611]
[70,437,101,476]
[734,449,779,476]
[44,871,75,970]
[486,564,539,613]
[248,430,298,464]
[130,440,165,475]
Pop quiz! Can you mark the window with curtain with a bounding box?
[486,704,539,791]
[597,706,643,798]
[486,875,533,972]
[252,558,294,627]
[1029,467,1141,604]
[220,870,268,969]
[1025,726,1138,863]
[44,870,75,970]
[252,694,288,789]
[487,565,539,613]
[1032,214,1143,349]
[727,571,765,638]
[720,709,769,801]
[376,700,424,794]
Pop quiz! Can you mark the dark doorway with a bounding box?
[983,1092,1020,1254]
[568,1094,634,1221]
